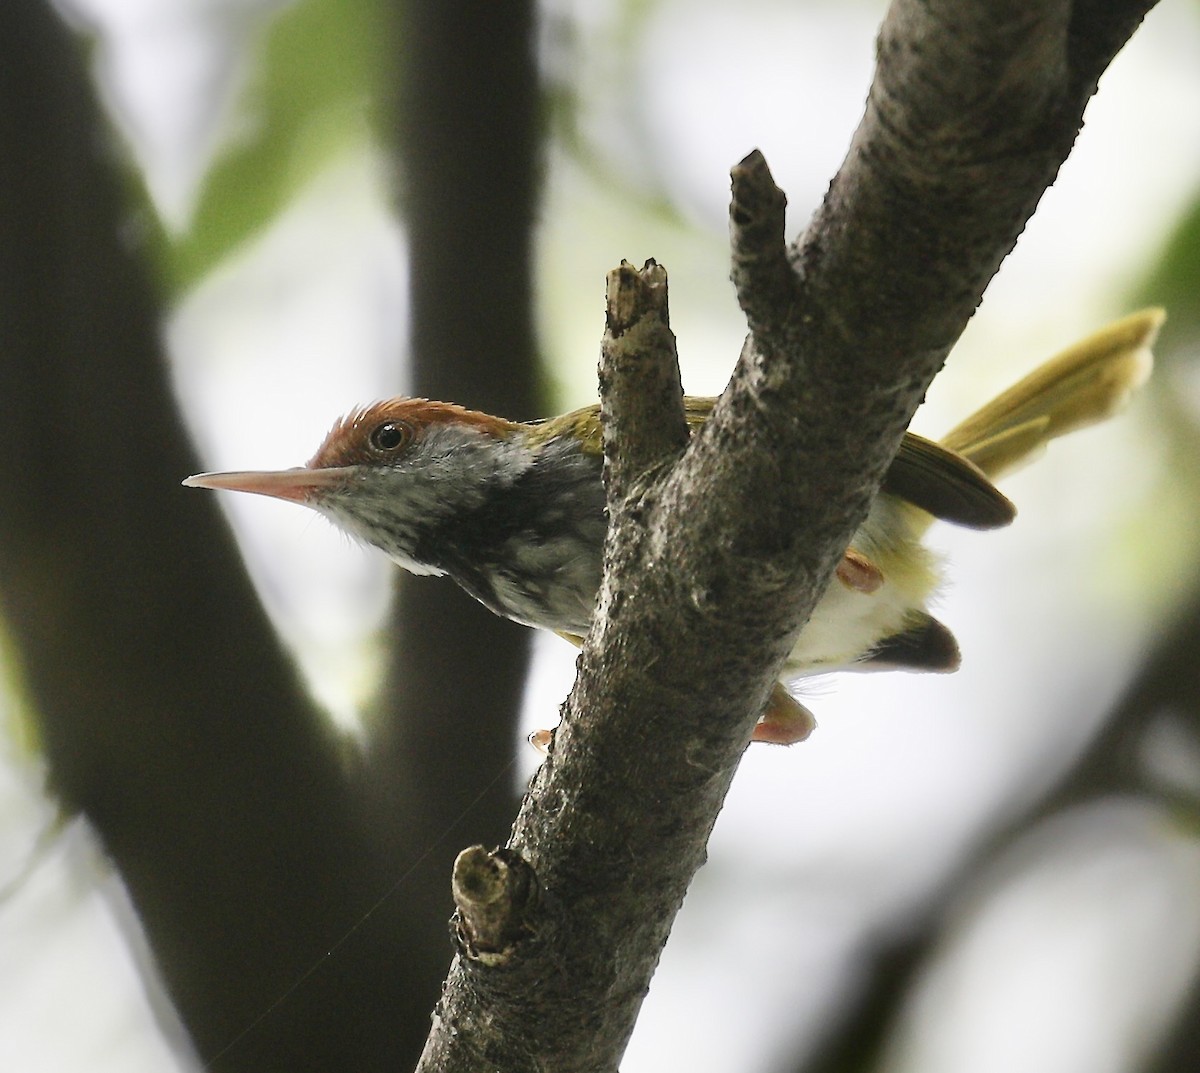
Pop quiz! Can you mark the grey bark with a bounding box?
[417,1,1161,1070]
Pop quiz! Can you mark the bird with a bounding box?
[184,309,1162,746]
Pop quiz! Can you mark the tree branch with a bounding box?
[418,1,1160,1069]
[729,150,793,333]
[0,4,413,1068]
[368,1,542,1062]
[598,259,689,501]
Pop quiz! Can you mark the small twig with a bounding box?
[729,151,794,335]
[598,260,689,504]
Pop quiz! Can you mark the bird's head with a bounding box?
[184,398,532,574]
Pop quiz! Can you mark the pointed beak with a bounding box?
[181,467,351,504]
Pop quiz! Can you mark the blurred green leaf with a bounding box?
[1125,180,1200,609]
[167,0,389,292]
[1134,187,1200,352]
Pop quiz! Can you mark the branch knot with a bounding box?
[451,846,539,965]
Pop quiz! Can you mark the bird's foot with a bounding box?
[836,548,884,593]
[752,684,817,745]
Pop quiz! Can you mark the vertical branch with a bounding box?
[598,260,689,502]
[419,262,714,1073]
[370,2,544,1064]
[729,151,794,337]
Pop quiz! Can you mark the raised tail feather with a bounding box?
[859,309,1163,680]
[940,308,1162,481]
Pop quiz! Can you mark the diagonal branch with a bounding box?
[417,1,1161,1069]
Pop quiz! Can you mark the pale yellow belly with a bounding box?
[784,497,939,675]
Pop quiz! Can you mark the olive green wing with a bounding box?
[526,303,1159,533]
[690,395,1012,530]
[532,394,1011,528]
[886,308,1161,529]
[884,433,1015,530]
[525,396,717,457]
[523,403,604,454]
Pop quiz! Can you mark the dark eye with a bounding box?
[369,421,410,452]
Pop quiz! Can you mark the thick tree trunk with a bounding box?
[0,2,412,1069]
